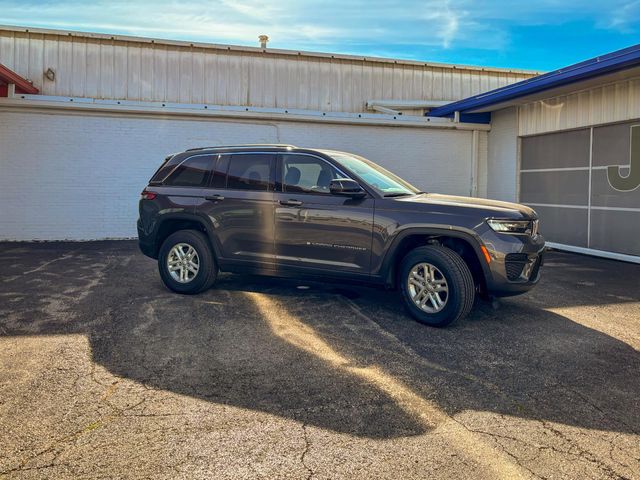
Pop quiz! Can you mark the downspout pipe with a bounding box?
[367,99,452,114]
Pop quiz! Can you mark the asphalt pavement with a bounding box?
[1,241,639,479]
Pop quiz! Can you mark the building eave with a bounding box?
[428,43,640,118]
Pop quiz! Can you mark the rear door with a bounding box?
[274,153,375,275]
[195,152,276,269]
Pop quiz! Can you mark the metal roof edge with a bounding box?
[0,24,542,76]
[0,93,491,130]
[427,43,640,117]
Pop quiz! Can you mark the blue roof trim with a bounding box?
[428,43,640,118]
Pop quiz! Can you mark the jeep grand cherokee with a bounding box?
[138,145,544,327]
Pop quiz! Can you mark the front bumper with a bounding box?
[479,227,545,297]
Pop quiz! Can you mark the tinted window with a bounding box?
[282,155,341,195]
[164,155,213,187]
[227,154,273,191]
[150,153,185,183]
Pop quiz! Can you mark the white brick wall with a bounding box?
[0,108,475,240]
[277,123,474,197]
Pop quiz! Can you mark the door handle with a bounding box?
[279,199,303,207]
[205,194,224,201]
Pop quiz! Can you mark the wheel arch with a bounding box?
[153,213,221,261]
[381,227,491,292]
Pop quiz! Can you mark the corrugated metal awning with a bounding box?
[428,43,640,118]
[0,63,39,97]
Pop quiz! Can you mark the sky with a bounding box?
[1,0,639,71]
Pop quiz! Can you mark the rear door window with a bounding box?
[227,154,274,191]
[164,155,214,187]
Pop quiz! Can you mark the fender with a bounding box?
[153,212,223,261]
[378,226,493,287]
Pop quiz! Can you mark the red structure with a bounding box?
[0,63,39,97]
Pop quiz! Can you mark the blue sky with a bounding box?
[1,0,639,71]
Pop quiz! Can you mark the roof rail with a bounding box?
[185,144,296,152]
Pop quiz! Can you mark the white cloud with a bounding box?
[423,0,463,48]
[0,0,635,59]
[0,0,502,50]
[602,0,640,32]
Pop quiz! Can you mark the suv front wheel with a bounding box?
[158,230,218,294]
[400,245,475,327]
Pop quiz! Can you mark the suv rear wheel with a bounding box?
[158,230,218,294]
[400,245,475,327]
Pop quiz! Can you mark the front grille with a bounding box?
[505,253,528,281]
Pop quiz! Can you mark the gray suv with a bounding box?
[138,145,544,327]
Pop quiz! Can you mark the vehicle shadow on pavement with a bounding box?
[1,242,639,440]
[89,279,429,439]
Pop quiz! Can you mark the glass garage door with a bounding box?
[519,120,640,258]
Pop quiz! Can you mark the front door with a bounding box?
[274,153,375,275]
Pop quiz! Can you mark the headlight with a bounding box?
[487,219,535,235]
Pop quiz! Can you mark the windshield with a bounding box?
[324,151,419,196]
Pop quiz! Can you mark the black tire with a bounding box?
[399,245,475,327]
[158,229,218,294]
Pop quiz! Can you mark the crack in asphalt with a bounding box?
[567,386,640,436]
[340,295,636,480]
[299,423,314,480]
[2,246,639,479]
[342,297,516,405]
[1,341,148,477]
[247,291,536,479]
[1,392,149,477]
[538,420,632,480]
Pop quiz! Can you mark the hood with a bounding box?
[392,193,537,219]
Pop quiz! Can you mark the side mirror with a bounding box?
[329,178,367,198]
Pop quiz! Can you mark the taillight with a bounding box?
[141,189,157,200]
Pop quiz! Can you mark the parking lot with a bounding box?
[0,241,639,479]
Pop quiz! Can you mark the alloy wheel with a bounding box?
[167,243,200,283]
[407,262,449,313]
